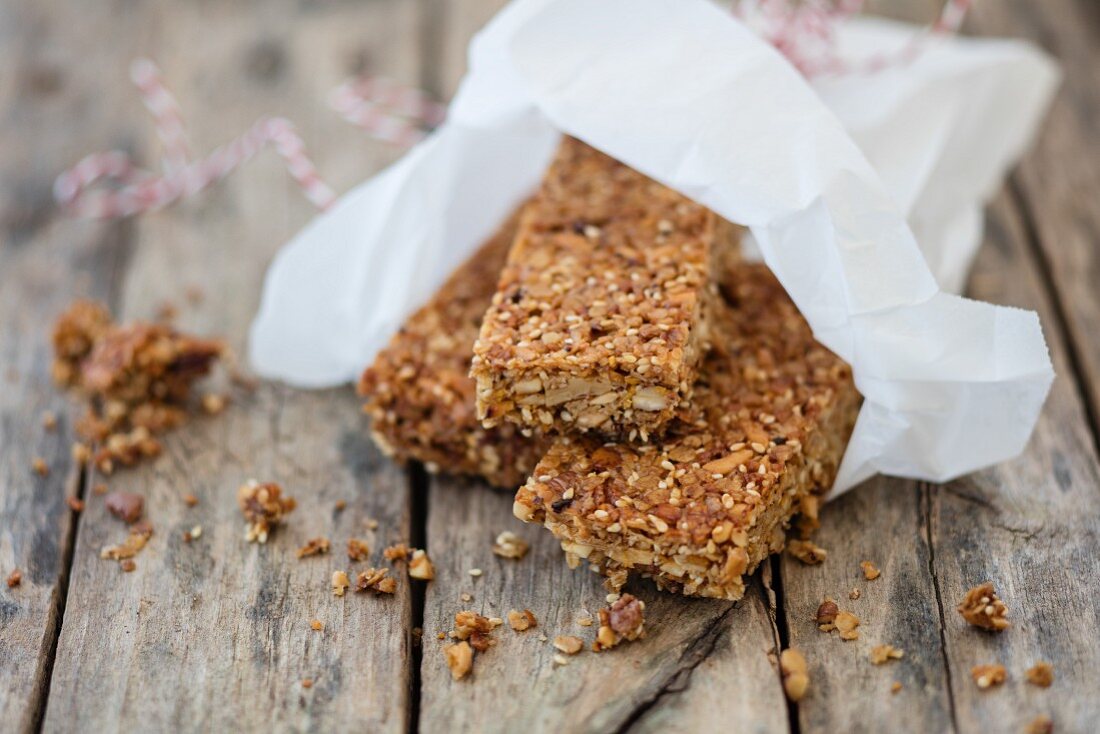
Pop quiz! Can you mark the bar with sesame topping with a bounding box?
[513,264,860,601]
[359,207,548,489]
[471,137,741,440]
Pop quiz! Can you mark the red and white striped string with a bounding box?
[55,1,969,219]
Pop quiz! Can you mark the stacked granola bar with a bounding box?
[359,136,859,601]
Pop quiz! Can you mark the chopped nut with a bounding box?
[444,641,473,681]
[452,610,501,640]
[971,664,1006,689]
[310,619,324,631]
[815,598,839,626]
[31,457,49,476]
[66,496,85,512]
[408,549,435,580]
[237,480,296,543]
[1026,662,1054,688]
[554,635,584,655]
[577,615,594,627]
[860,561,881,580]
[593,593,645,651]
[356,567,397,594]
[507,609,537,632]
[332,570,350,597]
[7,569,22,588]
[869,645,904,664]
[1026,716,1054,734]
[835,611,860,641]
[120,559,136,573]
[957,582,1009,631]
[201,394,227,415]
[296,537,331,559]
[383,543,410,561]
[100,522,154,562]
[334,499,347,512]
[849,588,861,601]
[105,491,144,524]
[779,648,810,702]
[787,539,827,565]
[347,538,370,562]
[491,531,529,560]
[301,678,313,689]
[182,493,199,507]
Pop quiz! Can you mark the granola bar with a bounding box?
[358,209,547,488]
[513,264,860,601]
[471,137,741,440]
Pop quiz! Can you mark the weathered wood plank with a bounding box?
[40,1,423,731]
[0,2,155,728]
[968,0,1100,436]
[418,479,789,734]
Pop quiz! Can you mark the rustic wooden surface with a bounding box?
[1,1,1098,732]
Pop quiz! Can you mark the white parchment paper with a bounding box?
[249,0,1059,494]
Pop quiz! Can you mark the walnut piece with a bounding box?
[971,664,1006,689]
[815,599,838,627]
[1026,662,1054,688]
[6,569,22,588]
[553,636,584,655]
[296,537,331,559]
[347,538,370,562]
[869,645,904,664]
[835,611,860,641]
[860,560,881,580]
[237,480,296,544]
[787,540,827,565]
[957,582,1009,631]
[780,648,810,702]
[444,641,474,681]
[594,593,645,651]
[356,567,397,594]
[332,570,350,597]
[408,549,435,580]
[507,609,538,632]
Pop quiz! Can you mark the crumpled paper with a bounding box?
[249,0,1058,495]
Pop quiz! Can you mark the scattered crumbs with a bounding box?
[6,569,22,588]
[594,593,645,651]
[957,582,1009,631]
[356,567,397,594]
[120,559,136,573]
[815,598,839,629]
[334,499,347,512]
[890,681,903,694]
[780,648,810,702]
[182,493,199,507]
[408,549,435,580]
[105,491,144,524]
[451,611,503,653]
[66,496,85,513]
[310,619,324,632]
[869,645,904,664]
[787,539,826,565]
[507,609,537,632]
[849,587,861,601]
[347,538,370,562]
[201,394,227,415]
[444,641,473,681]
[1026,662,1054,688]
[835,611,860,641]
[238,480,296,543]
[971,664,1006,690]
[491,531,529,560]
[554,635,584,655]
[1026,716,1054,734]
[297,537,331,559]
[332,570,350,597]
[301,678,313,689]
[31,457,49,476]
[468,568,483,578]
[860,560,881,581]
[42,411,58,431]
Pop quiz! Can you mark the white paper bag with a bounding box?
[249,0,1058,494]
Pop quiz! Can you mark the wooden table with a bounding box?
[2,1,1098,731]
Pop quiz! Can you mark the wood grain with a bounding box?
[38,1,423,731]
[968,0,1100,437]
[418,478,790,734]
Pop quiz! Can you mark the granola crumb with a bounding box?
[577,615,594,627]
[310,619,324,631]
[891,681,903,694]
[182,493,199,506]
[835,611,860,641]
[42,411,58,431]
[66,496,85,513]
[468,568,483,578]
[1026,662,1054,688]
[296,537,331,559]
[356,567,397,594]
[383,543,410,561]
[183,525,202,543]
[366,518,379,531]
[444,641,473,680]
[237,480,296,543]
[201,393,227,415]
[849,587,861,601]
[593,593,645,651]
[1026,715,1054,734]
[301,678,313,689]
[507,609,537,632]
[105,491,144,524]
[100,521,154,562]
[492,531,529,560]
[460,592,473,603]
[347,538,370,562]
[971,664,1006,689]
[860,560,881,581]
[120,559,136,573]
[870,645,904,664]
[552,653,570,666]
[780,648,810,702]
[787,539,827,565]
[6,569,21,588]
[31,457,49,476]
[408,549,435,580]
[332,570,350,597]
[815,598,839,627]
[334,499,347,512]
[452,611,502,653]
[554,635,584,655]
[957,582,1009,631]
